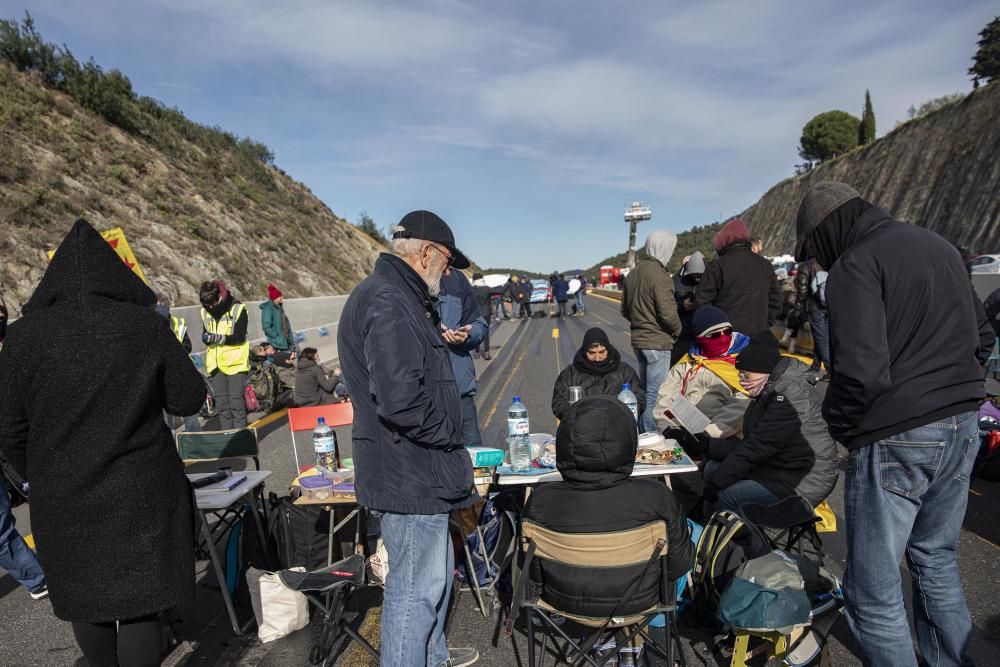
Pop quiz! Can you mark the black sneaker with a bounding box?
[29,584,49,600]
[444,647,479,666]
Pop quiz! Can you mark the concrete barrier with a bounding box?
[173,295,348,370]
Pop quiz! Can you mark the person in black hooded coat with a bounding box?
[523,396,693,602]
[551,327,644,421]
[0,220,206,664]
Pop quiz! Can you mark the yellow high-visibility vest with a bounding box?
[200,302,250,375]
[169,315,187,344]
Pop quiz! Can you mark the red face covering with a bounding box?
[695,333,733,358]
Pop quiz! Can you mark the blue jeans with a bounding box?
[574,290,585,313]
[461,394,482,446]
[0,476,46,592]
[703,460,781,513]
[633,348,671,433]
[809,309,830,370]
[844,412,978,667]
[377,511,453,667]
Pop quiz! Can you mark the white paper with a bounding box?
[669,394,712,434]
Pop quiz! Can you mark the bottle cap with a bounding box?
[513,395,521,402]
[317,417,326,425]
[622,383,630,390]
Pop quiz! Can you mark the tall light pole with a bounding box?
[624,201,652,270]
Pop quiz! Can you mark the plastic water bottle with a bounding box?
[507,396,532,471]
[313,417,337,471]
[618,383,639,424]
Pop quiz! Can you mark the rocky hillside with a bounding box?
[740,81,1000,256]
[0,63,383,313]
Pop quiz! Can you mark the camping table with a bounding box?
[189,470,272,635]
[495,458,699,487]
[292,470,364,566]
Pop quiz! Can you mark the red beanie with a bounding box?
[713,218,752,251]
[267,284,282,300]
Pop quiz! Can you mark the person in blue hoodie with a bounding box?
[439,270,489,446]
[552,273,571,318]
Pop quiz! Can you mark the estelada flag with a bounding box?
[47,226,149,284]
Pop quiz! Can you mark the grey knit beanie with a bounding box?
[794,181,861,260]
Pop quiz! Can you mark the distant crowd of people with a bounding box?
[0,179,998,667]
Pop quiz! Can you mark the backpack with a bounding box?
[267,492,332,571]
[690,510,770,624]
[208,501,275,608]
[810,271,828,308]
[975,428,1000,482]
[247,363,278,413]
[457,491,519,588]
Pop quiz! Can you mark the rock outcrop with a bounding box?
[740,82,1000,256]
[0,64,383,314]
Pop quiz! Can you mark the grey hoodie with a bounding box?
[645,229,678,268]
[681,251,707,276]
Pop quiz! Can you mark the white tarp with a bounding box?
[483,274,510,288]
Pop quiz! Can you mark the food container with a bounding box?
[529,433,555,461]
[299,475,335,501]
[318,467,355,485]
[638,432,667,450]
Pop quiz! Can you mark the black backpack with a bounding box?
[267,492,332,571]
[690,510,771,624]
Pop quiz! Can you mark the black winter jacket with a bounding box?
[551,360,644,421]
[695,243,781,334]
[337,254,475,514]
[523,397,693,616]
[822,208,995,447]
[705,358,838,507]
[0,220,206,622]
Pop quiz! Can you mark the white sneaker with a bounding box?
[29,584,49,600]
[444,647,479,666]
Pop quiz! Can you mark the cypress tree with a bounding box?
[859,90,876,145]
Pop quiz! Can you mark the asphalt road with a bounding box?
[2,293,1000,666]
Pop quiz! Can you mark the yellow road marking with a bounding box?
[554,328,562,374]
[591,292,622,304]
[249,407,288,429]
[483,345,530,431]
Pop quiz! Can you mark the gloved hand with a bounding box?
[202,332,224,345]
[662,428,709,458]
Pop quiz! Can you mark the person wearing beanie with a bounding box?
[794,181,995,667]
[672,330,837,517]
[260,283,294,352]
[655,306,751,439]
[693,218,781,335]
[620,229,683,432]
[551,327,644,421]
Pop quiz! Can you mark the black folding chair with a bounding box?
[278,554,379,666]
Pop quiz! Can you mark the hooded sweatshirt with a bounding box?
[695,219,781,334]
[523,396,693,604]
[551,328,644,420]
[620,230,682,349]
[0,219,206,622]
[810,203,995,447]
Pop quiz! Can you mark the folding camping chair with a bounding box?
[739,495,826,565]
[286,402,353,472]
[507,520,686,667]
[278,554,379,666]
[176,427,261,472]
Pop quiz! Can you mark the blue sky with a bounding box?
[12,1,995,272]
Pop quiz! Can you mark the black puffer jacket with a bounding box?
[523,397,693,616]
[0,220,206,622]
[695,243,781,334]
[705,358,838,507]
[551,330,644,421]
[337,254,475,514]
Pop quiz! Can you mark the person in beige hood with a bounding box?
[621,229,682,431]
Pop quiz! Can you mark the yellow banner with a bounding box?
[47,227,148,284]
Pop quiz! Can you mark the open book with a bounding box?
[669,394,712,434]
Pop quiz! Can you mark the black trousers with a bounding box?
[72,613,161,667]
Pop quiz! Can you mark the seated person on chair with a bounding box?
[294,347,347,407]
[524,395,693,585]
[655,306,751,438]
[551,327,644,421]
[670,331,838,514]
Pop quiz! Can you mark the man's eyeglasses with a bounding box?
[703,327,732,340]
[427,243,454,267]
